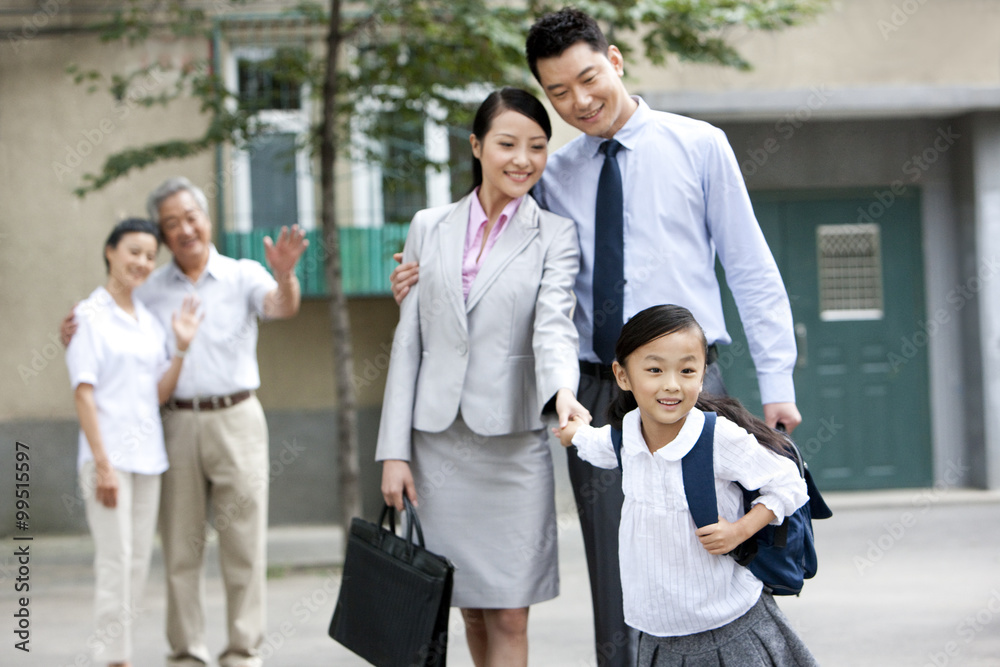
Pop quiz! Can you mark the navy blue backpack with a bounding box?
[610,412,833,596]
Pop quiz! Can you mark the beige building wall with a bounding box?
[629,0,1000,93]
[0,21,398,425]
[1,31,214,421]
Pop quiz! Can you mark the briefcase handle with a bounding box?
[378,496,426,560]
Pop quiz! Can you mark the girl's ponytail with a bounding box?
[695,393,794,457]
[607,388,637,429]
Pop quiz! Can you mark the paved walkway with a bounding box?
[3,488,1000,666]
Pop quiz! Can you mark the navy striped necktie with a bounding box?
[593,139,624,365]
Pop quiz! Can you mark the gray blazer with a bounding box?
[375,193,580,461]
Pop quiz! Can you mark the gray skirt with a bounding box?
[637,594,819,667]
[410,416,559,609]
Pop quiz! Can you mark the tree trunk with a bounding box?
[322,0,361,529]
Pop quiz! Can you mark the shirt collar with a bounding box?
[583,95,648,158]
[624,405,706,462]
[92,285,145,326]
[469,188,523,230]
[166,244,229,284]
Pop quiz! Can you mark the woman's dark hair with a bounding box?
[470,87,552,191]
[525,7,610,82]
[104,217,160,272]
[607,304,792,456]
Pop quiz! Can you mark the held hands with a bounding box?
[171,295,203,352]
[390,252,420,306]
[263,225,309,278]
[381,459,417,511]
[552,388,592,448]
[554,387,591,429]
[553,416,586,448]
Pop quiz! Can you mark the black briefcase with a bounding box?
[329,497,454,666]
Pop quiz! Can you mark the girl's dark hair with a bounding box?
[607,304,792,457]
[526,7,610,82]
[104,217,159,272]
[470,87,552,191]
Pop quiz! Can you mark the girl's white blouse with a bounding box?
[571,407,808,636]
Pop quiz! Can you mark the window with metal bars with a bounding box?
[817,223,884,321]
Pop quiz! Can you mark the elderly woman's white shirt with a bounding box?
[66,286,170,474]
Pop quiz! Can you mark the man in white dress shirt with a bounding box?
[525,9,800,666]
[394,8,801,667]
[142,177,307,667]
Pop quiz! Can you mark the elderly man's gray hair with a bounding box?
[146,177,209,226]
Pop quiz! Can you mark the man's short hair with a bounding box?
[146,177,209,227]
[526,7,610,82]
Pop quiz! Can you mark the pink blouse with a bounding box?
[461,190,523,300]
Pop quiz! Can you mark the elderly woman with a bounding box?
[66,218,200,667]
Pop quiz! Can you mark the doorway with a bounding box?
[718,189,933,490]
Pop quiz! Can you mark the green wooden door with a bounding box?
[718,190,933,490]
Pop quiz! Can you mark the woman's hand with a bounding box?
[94,460,119,509]
[381,460,417,511]
[171,295,202,351]
[554,387,592,429]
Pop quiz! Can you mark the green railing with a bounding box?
[220,225,410,298]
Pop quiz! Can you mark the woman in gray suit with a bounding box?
[377,88,589,666]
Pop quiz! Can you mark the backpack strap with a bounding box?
[611,424,624,469]
[682,412,718,529]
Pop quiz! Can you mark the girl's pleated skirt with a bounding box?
[637,593,819,667]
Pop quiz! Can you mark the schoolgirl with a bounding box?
[557,304,818,666]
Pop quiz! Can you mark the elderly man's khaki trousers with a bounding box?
[160,396,269,667]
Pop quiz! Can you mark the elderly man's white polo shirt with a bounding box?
[136,245,277,400]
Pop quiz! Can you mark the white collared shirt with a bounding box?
[571,408,808,637]
[66,286,171,474]
[535,97,797,404]
[136,245,276,399]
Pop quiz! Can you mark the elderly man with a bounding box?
[65,176,308,667]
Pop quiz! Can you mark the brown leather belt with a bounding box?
[168,390,252,411]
